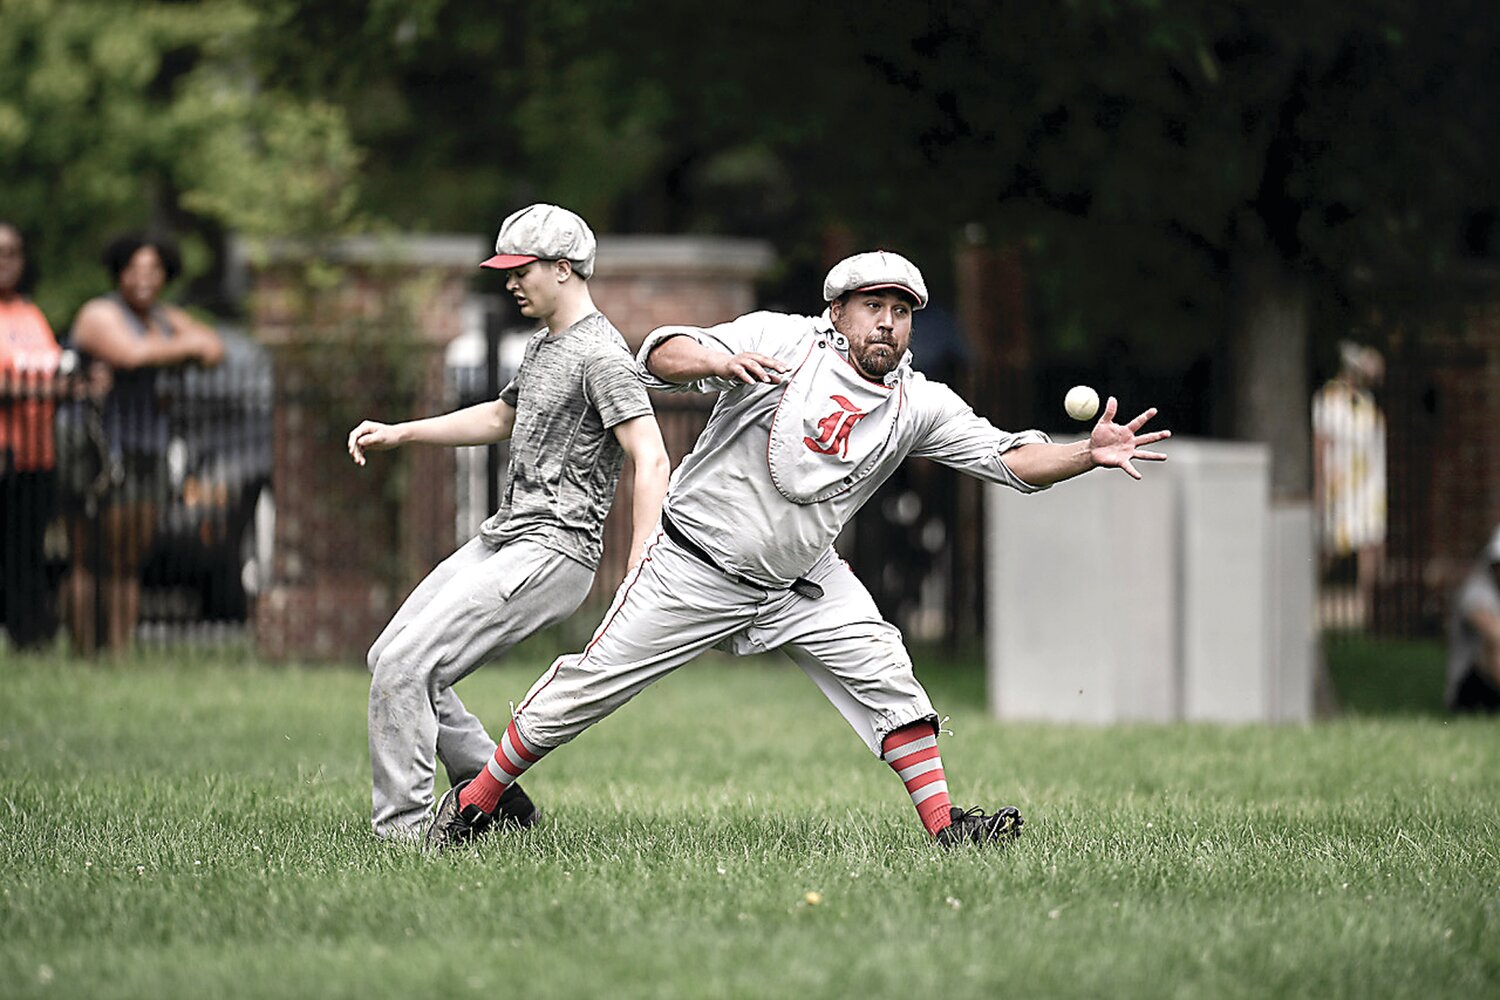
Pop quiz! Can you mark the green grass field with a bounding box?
[1,639,1496,999]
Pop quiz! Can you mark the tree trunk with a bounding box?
[1226,247,1338,715]
[1227,248,1312,500]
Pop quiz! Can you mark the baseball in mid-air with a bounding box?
[1065,385,1100,421]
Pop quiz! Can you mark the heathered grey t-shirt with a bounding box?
[479,312,653,568]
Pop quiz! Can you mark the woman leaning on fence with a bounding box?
[0,221,63,650]
[63,234,223,655]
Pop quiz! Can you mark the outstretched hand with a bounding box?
[1089,396,1171,480]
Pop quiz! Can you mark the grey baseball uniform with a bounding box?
[509,309,1050,756]
[367,311,652,838]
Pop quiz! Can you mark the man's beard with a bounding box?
[852,343,900,379]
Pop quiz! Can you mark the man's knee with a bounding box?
[368,637,436,705]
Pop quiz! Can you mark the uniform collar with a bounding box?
[816,309,912,388]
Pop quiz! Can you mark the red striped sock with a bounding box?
[460,719,548,815]
[882,722,953,836]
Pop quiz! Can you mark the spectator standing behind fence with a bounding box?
[63,234,223,655]
[1446,527,1500,714]
[1312,341,1387,623]
[0,221,63,650]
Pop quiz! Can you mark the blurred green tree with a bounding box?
[14,0,1493,495]
[848,0,1499,497]
[253,1,1499,497]
[0,0,363,326]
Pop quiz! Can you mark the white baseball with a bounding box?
[1065,385,1100,421]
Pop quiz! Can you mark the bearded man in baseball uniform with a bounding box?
[347,204,670,841]
[427,249,1169,849]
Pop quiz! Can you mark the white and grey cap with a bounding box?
[481,203,597,278]
[822,250,928,310]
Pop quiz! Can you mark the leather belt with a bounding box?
[659,510,824,600]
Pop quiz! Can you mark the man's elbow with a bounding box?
[638,446,671,483]
[643,331,704,383]
[643,350,681,383]
[647,449,672,479]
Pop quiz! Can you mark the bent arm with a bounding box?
[161,305,225,367]
[645,332,787,386]
[71,299,220,370]
[348,398,516,465]
[612,413,671,571]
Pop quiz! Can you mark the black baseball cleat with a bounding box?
[495,781,542,829]
[425,779,542,852]
[424,778,492,852]
[935,805,1024,847]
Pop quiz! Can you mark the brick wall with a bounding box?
[245,236,482,661]
[587,236,773,351]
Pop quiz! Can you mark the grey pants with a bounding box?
[514,527,937,757]
[366,536,594,838]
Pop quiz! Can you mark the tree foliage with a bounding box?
[7,1,1497,463]
[254,1,1497,342]
[0,0,363,326]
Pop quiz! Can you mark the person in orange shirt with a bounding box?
[0,221,63,650]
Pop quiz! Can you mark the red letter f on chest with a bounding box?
[804,395,866,458]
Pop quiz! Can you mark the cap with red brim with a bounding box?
[480,253,540,270]
[482,203,597,277]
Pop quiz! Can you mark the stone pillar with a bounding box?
[241,235,485,661]
[985,438,1316,724]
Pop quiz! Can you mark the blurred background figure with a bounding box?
[1446,528,1500,714]
[1313,341,1387,627]
[63,234,223,655]
[0,221,62,650]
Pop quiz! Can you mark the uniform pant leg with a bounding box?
[366,536,487,674]
[368,539,593,836]
[367,537,499,787]
[742,547,937,755]
[513,531,759,749]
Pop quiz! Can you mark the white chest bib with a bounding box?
[766,333,906,504]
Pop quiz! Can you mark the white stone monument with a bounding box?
[985,438,1315,724]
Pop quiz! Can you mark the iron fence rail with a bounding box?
[0,362,1436,654]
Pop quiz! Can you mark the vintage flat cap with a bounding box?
[822,250,928,310]
[481,203,597,278]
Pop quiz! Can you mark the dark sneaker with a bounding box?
[425,779,542,852]
[496,781,542,829]
[936,805,1024,847]
[424,778,492,852]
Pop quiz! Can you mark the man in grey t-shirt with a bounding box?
[347,205,670,840]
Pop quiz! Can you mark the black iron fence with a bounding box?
[0,335,1442,656]
[1,330,272,654]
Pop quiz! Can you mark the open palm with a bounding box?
[1089,396,1171,479]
